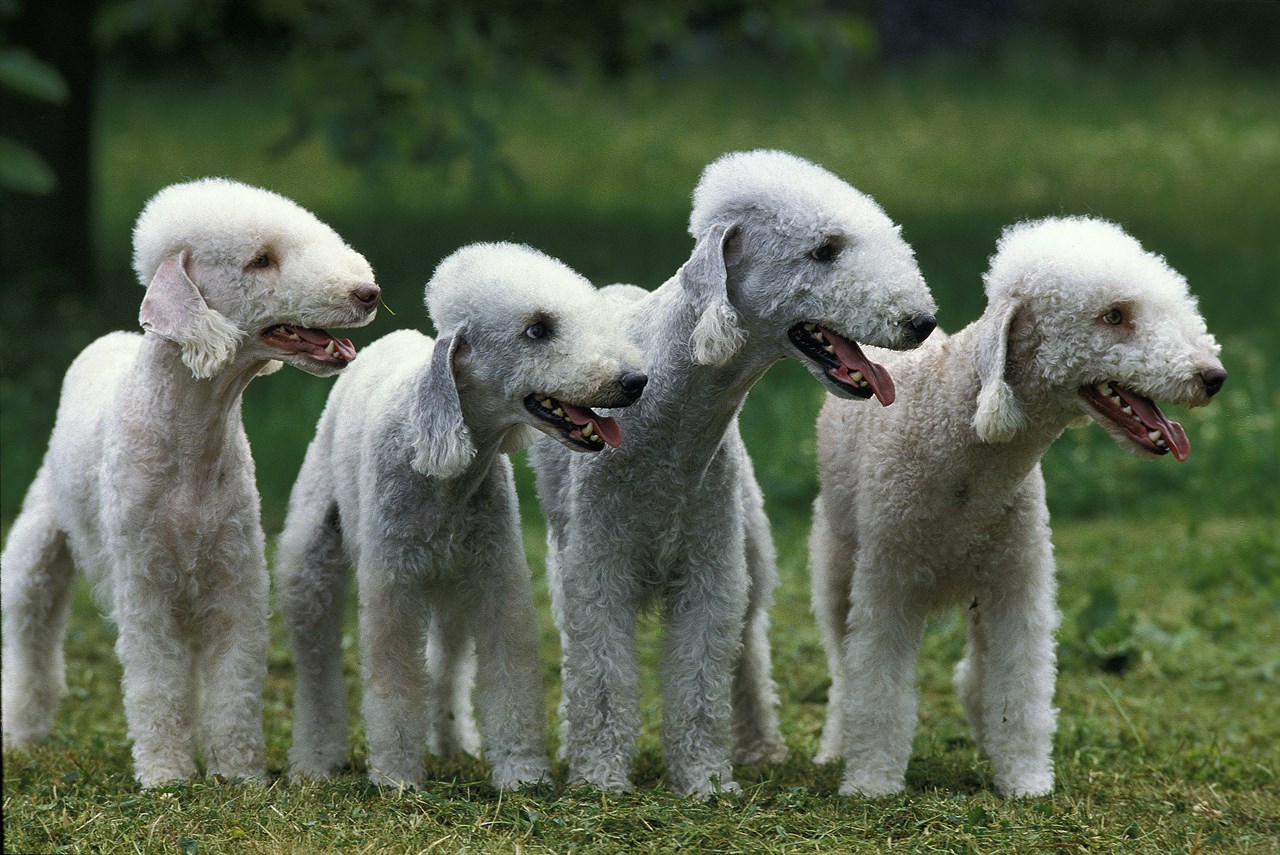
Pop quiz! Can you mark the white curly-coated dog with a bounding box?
[278,242,647,790]
[809,217,1226,798]
[1,179,379,786]
[531,150,938,797]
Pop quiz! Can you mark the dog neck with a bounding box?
[624,279,774,459]
[126,333,268,465]
[941,321,1074,486]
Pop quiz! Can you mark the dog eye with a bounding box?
[524,321,550,340]
[1100,308,1125,325]
[809,241,841,263]
[248,253,273,270]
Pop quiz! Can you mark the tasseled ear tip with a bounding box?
[973,380,1025,444]
[691,301,747,367]
[411,426,476,479]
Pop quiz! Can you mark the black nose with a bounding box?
[353,283,380,308]
[619,371,648,399]
[1200,367,1226,398]
[908,313,937,343]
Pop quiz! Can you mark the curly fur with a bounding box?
[277,242,645,790]
[1,179,377,786]
[530,150,937,797]
[809,217,1225,798]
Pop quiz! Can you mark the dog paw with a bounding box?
[492,760,552,791]
[838,773,905,798]
[677,776,742,799]
[568,765,632,792]
[996,773,1054,798]
[735,739,789,765]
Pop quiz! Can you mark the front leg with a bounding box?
[114,571,199,787]
[358,566,430,788]
[197,531,269,782]
[959,564,1059,798]
[456,543,549,790]
[838,568,927,797]
[661,553,749,797]
[555,543,641,792]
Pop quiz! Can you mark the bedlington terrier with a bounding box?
[278,242,647,790]
[809,216,1226,798]
[1,178,378,786]
[530,150,939,797]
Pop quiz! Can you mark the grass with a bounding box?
[3,43,1279,853]
[3,515,1277,853]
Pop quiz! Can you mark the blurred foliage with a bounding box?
[0,14,69,194]
[264,0,874,191]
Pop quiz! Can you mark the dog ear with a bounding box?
[682,223,747,366]
[973,299,1026,443]
[139,251,242,379]
[411,328,476,478]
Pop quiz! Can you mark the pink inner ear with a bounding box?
[139,251,207,340]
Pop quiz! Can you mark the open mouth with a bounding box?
[1080,381,1190,462]
[788,322,896,406]
[524,394,623,451]
[262,325,357,367]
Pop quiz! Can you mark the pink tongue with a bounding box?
[824,328,896,406]
[294,327,356,361]
[1119,388,1191,462]
[559,402,623,448]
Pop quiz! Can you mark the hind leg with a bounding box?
[732,472,787,765]
[279,501,352,779]
[425,605,480,758]
[1,477,76,749]
[808,498,853,764]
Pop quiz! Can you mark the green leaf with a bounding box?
[0,48,68,104]
[0,137,57,194]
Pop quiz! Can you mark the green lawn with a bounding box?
[3,48,1279,853]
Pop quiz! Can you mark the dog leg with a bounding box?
[114,571,198,787]
[556,549,640,792]
[280,501,352,779]
[358,568,430,788]
[969,559,1058,798]
[661,557,749,798]
[198,532,268,783]
[838,569,926,797]
[732,472,787,766]
[462,547,549,790]
[1,473,75,749]
[808,499,854,765]
[425,604,479,759]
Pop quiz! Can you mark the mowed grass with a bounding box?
[3,47,1279,853]
[3,515,1277,853]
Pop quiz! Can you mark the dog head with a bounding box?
[973,216,1224,461]
[411,242,647,478]
[680,149,937,405]
[134,178,378,379]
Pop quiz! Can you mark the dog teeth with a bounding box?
[288,331,301,341]
[540,397,553,408]
[1147,430,1162,442]
[1156,438,1168,448]
[823,344,835,354]
[324,340,336,355]
[553,407,565,417]
[803,323,816,332]
[582,423,596,438]
[851,370,863,383]
[1122,405,1134,415]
